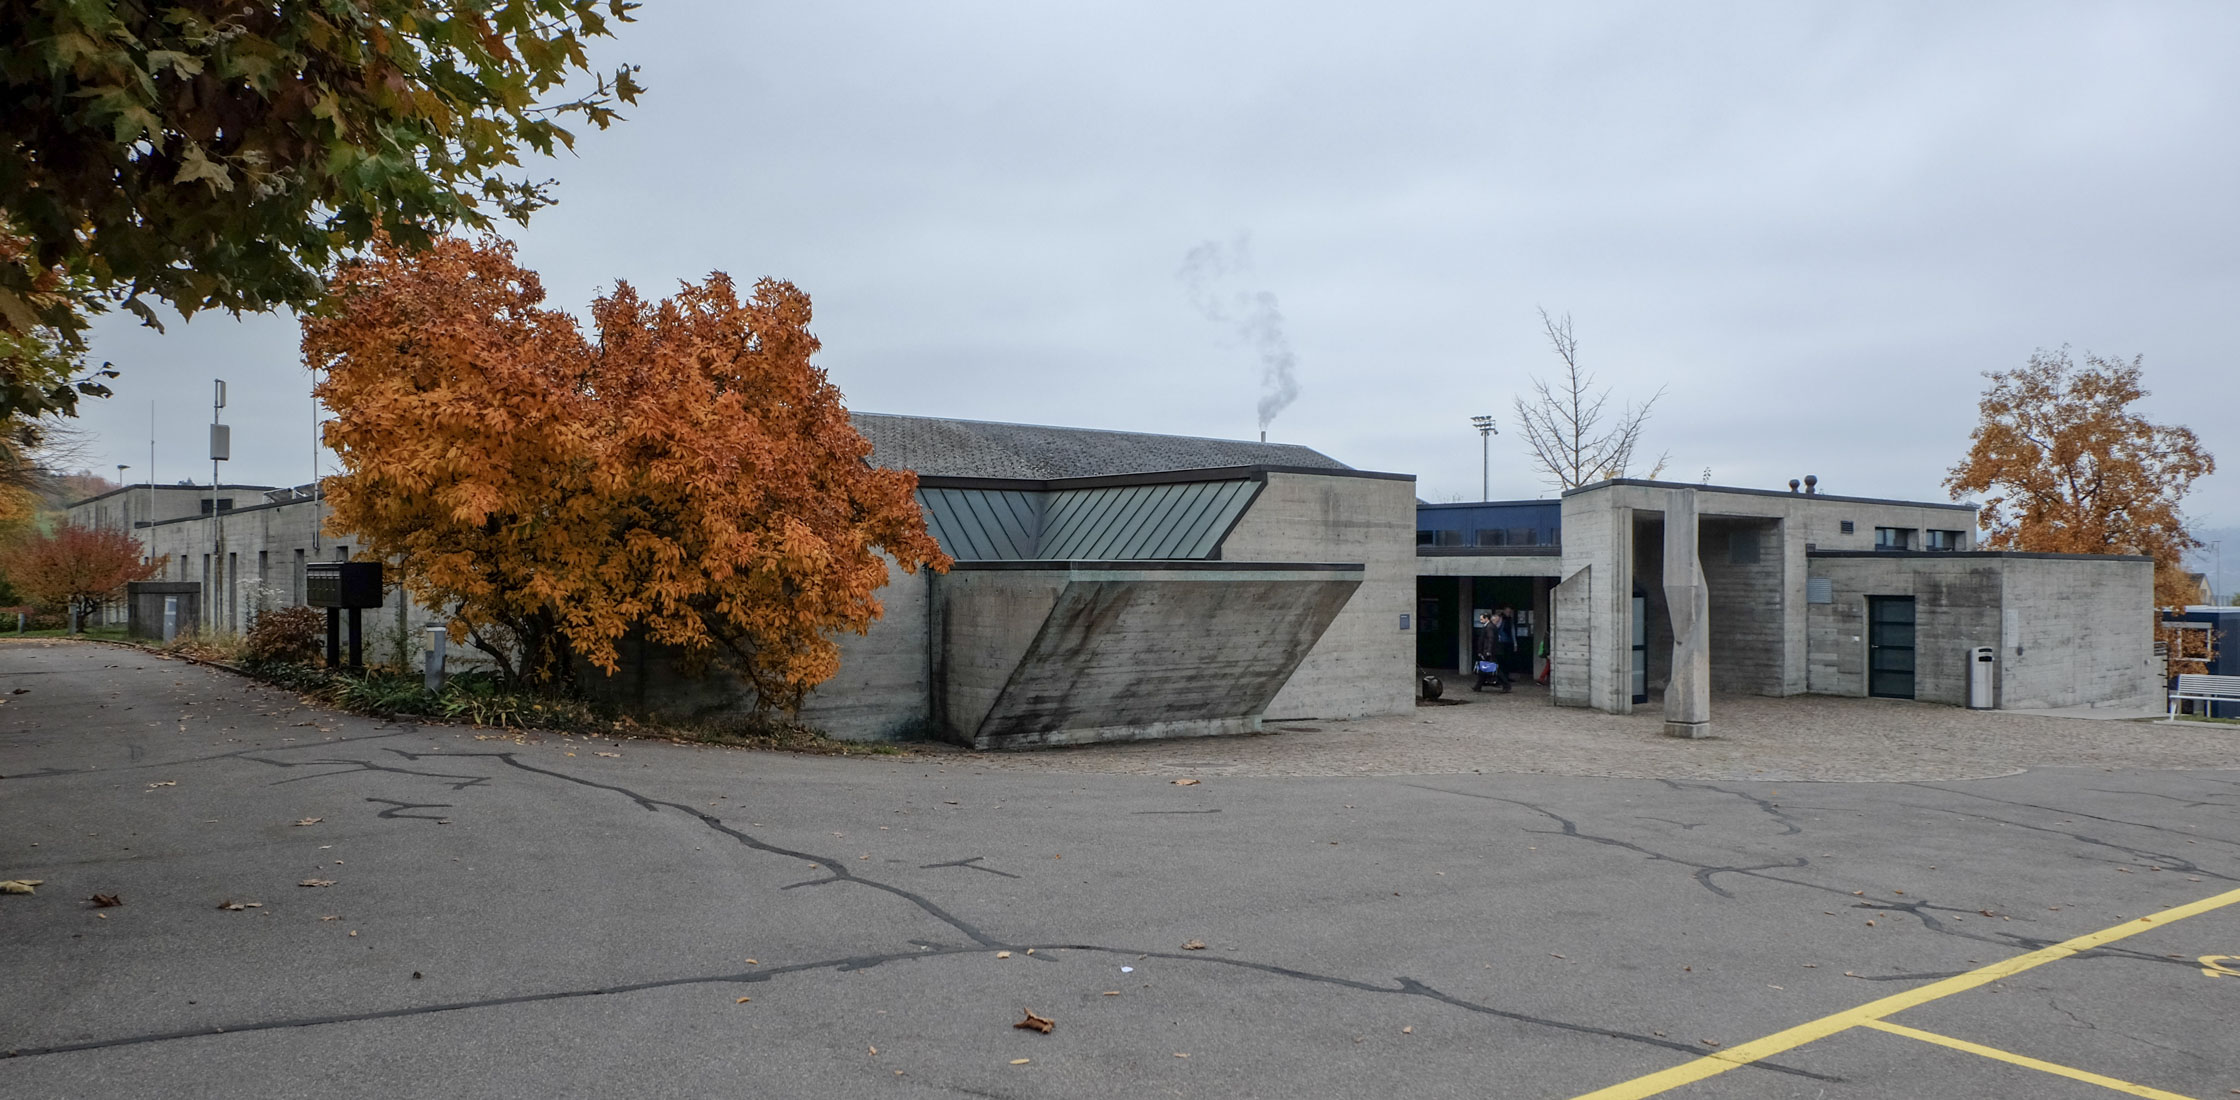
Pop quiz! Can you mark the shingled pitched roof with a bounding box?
[849,412,1351,480]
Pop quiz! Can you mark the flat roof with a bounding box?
[1809,549,2153,563]
[69,483,280,508]
[1562,478,1979,513]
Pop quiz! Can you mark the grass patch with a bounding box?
[1,626,130,641]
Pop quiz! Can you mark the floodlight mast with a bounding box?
[1470,415,1497,501]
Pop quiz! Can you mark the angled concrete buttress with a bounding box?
[931,562,1363,750]
[1663,488,1712,737]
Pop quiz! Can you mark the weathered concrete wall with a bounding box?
[1996,556,2159,710]
[1803,552,2155,709]
[947,566,1362,750]
[1553,480,1981,713]
[1550,566,1592,707]
[1413,551,1563,577]
[1699,517,1785,694]
[1219,471,1416,721]
[929,568,1070,739]
[1804,554,2001,704]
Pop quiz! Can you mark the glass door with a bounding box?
[1868,596,1916,699]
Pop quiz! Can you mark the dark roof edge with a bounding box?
[1417,499,1562,510]
[914,465,1412,492]
[944,559,1365,572]
[1808,549,2153,563]
[68,483,281,508]
[1562,478,1980,512]
[1416,546,1562,557]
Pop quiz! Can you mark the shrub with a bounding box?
[244,605,326,665]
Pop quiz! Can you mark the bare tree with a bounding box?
[1511,309,1669,488]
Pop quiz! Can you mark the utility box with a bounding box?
[1967,645,1996,710]
[306,561,384,609]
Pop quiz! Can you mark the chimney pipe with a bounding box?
[1788,479,1801,493]
[1803,474,1818,495]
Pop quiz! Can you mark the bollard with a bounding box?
[424,625,448,693]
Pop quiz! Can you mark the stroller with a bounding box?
[1472,651,1511,693]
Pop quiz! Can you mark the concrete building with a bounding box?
[1416,479,2162,726]
[72,414,1419,747]
[602,414,1419,746]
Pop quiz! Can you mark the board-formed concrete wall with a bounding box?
[932,564,1362,749]
[1699,517,1785,694]
[1803,552,2155,709]
[1219,471,1417,721]
[1996,556,2159,710]
[1804,554,2003,704]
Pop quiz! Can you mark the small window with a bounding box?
[1509,528,1537,546]
[199,498,234,515]
[1839,520,1855,535]
[1432,530,1462,548]
[1875,527,1913,551]
[1924,529,1965,551]
[1727,530,1761,564]
[1416,530,1435,546]
[1474,529,1506,547]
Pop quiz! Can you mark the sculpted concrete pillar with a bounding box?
[1663,488,1712,738]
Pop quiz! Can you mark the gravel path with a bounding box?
[966,684,2240,782]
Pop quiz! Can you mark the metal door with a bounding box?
[1868,596,1916,699]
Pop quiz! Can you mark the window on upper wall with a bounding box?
[1727,530,1761,565]
[1417,530,1436,546]
[1875,527,1913,551]
[1474,529,1505,547]
[1839,520,1855,535]
[1924,529,1965,551]
[1509,528,1538,546]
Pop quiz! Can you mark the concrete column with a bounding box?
[1456,576,1474,672]
[1663,488,1712,738]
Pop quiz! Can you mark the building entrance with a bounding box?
[1868,596,1917,699]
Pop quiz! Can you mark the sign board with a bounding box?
[306,561,384,609]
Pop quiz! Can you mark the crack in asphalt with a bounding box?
[1657,779,1804,836]
[0,745,1840,1081]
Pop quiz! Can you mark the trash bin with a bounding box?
[1967,646,1996,710]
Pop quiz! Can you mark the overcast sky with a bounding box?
[74,1,2239,554]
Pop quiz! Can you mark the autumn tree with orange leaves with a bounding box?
[303,236,948,710]
[1,523,163,629]
[1945,348,2215,660]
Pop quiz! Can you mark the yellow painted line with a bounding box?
[1859,1020,2201,1099]
[1568,884,2240,1099]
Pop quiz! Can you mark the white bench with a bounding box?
[2167,673,2240,722]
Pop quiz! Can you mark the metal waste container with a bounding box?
[1967,646,1996,709]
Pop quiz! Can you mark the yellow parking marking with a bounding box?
[1568,884,2240,1099]
[2201,955,2239,979]
[1859,1020,2200,1099]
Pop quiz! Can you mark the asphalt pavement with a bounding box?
[3,639,2236,1099]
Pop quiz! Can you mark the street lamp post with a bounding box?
[114,464,129,527]
[1470,415,1497,501]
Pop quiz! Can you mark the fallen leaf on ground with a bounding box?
[2,879,45,895]
[1182,940,1206,951]
[868,1045,877,1055]
[1102,991,1120,996]
[1701,1039,1722,1047]
[147,780,176,789]
[595,752,621,758]
[1015,1009,1055,1034]
[996,950,1012,959]
[1173,1052,1190,1059]
[88,893,122,907]
[216,900,263,910]
[744,959,757,965]
[1172,778,1200,786]
[735,996,751,1004]
[1402,1026,1413,1034]
[294,818,322,827]
[1009,1059,1030,1065]
[299,878,336,888]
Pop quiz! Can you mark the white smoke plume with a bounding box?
[1178,235,1300,432]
